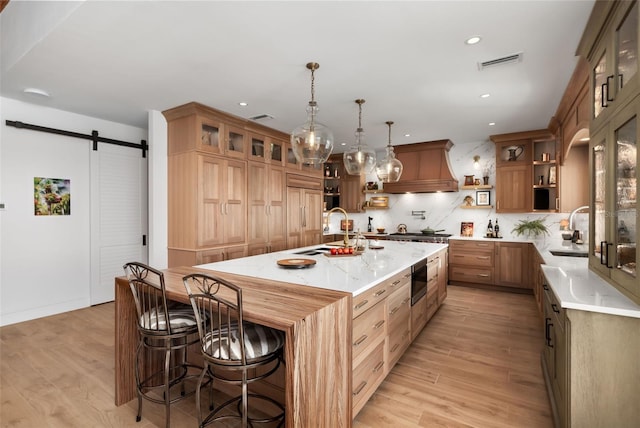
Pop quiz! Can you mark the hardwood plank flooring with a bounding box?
[0,285,551,427]
[354,285,552,428]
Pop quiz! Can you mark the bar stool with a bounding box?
[123,262,202,428]
[183,272,285,428]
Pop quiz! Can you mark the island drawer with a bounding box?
[387,282,411,328]
[426,286,439,322]
[352,341,385,413]
[386,321,410,370]
[449,252,493,267]
[353,281,389,319]
[352,301,386,362]
[449,266,494,284]
[386,268,411,295]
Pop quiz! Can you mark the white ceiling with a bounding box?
[1,0,595,152]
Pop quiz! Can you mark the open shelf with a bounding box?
[459,205,493,209]
[460,185,493,190]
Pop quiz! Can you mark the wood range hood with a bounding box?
[382,139,459,193]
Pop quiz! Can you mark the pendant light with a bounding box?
[343,99,376,175]
[291,62,334,166]
[375,121,403,183]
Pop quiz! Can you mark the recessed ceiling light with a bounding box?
[23,87,50,97]
[238,102,248,106]
[465,36,482,45]
[340,142,347,146]
[404,134,411,137]
[489,122,496,126]
[480,93,490,98]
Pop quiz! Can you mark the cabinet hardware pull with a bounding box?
[555,198,559,210]
[543,284,549,291]
[404,273,412,278]
[552,303,560,313]
[353,335,368,347]
[374,289,387,297]
[476,243,489,247]
[606,74,614,102]
[477,274,489,277]
[545,317,551,345]
[606,242,613,268]
[374,320,385,329]
[389,306,400,316]
[390,343,400,353]
[392,280,401,286]
[402,298,410,305]
[302,206,307,227]
[354,300,369,310]
[619,73,624,89]
[373,361,384,372]
[476,256,489,260]
[601,83,608,107]
[353,381,367,396]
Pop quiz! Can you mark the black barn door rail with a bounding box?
[5,120,148,158]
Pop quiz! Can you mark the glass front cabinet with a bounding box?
[589,96,639,302]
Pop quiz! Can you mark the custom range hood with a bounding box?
[382,140,459,193]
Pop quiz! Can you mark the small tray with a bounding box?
[277,258,317,268]
[369,245,384,250]
[323,250,363,258]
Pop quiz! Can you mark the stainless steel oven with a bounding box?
[411,258,428,305]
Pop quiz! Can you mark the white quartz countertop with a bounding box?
[451,235,640,318]
[197,240,447,296]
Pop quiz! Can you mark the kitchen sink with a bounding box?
[293,247,334,255]
[549,250,588,258]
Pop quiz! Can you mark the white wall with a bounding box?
[0,97,147,326]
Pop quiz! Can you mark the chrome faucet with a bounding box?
[325,207,350,247]
[568,205,589,231]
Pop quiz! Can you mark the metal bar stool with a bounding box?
[123,262,202,428]
[183,272,285,428]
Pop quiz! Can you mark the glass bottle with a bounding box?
[486,219,494,237]
[494,218,500,238]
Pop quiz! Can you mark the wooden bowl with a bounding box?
[376,228,386,233]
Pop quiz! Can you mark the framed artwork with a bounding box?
[548,166,557,185]
[461,222,474,237]
[476,190,491,206]
[34,177,71,216]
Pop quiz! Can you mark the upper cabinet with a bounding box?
[580,1,639,132]
[580,0,640,304]
[491,130,558,213]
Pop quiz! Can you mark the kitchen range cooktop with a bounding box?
[389,232,452,237]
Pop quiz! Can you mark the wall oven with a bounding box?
[411,258,428,305]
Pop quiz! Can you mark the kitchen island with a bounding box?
[114,240,447,427]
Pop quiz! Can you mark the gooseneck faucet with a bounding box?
[325,207,351,247]
[568,205,589,231]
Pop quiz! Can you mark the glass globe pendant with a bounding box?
[375,121,403,182]
[291,62,334,166]
[343,99,376,175]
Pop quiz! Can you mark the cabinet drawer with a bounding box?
[449,252,493,267]
[426,289,439,322]
[411,294,428,340]
[352,301,386,362]
[386,268,412,295]
[450,266,494,284]
[387,321,411,370]
[543,284,565,330]
[353,281,389,319]
[387,282,411,327]
[352,341,385,412]
[449,240,495,251]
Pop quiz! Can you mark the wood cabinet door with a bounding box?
[248,162,269,245]
[496,164,532,212]
[342,172,365,213]
[302,189,323,247]
[224,159,247,244]
[268,167,287,245]
[199,155,225,247]
[495,242,531,288]
[286,187,303,248]
[437,248,448,303]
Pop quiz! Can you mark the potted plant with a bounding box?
[512,217,549,238]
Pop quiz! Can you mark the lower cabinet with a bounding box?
[541,277,640,427]
[449,239,531,289]
[168,244,248,266]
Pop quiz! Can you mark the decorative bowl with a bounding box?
[377,227,385,233]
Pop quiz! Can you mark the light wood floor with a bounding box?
[0,285,552,427]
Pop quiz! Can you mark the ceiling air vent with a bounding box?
[478,52,523,70]
[249,113,275,121]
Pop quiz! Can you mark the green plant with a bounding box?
[512,217,549,238]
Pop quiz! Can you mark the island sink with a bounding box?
[549,250,588,258]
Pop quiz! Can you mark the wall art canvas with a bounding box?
[461,222,474,237]
[34,177,71,215]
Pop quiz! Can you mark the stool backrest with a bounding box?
[183,273,247,365]
[123,262,172,335]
